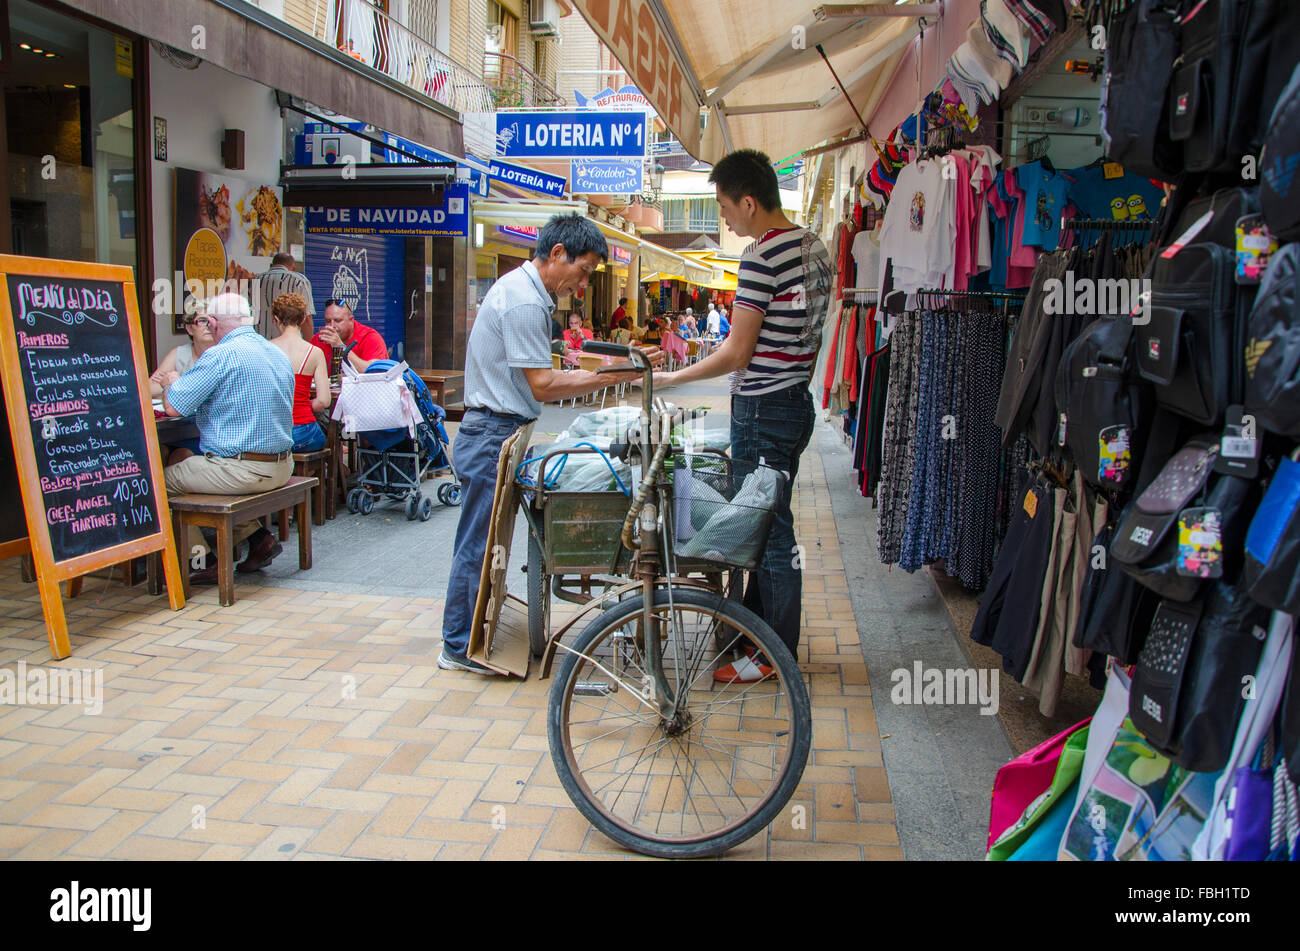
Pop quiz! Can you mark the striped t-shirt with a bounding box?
[732,226,829,395]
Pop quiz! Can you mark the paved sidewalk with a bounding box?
[0,381,901,860]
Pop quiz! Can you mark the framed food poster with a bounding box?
[172,167,284,332]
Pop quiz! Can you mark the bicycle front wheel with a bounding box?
[548,587,811,859]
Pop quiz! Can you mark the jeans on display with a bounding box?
[291,421,326,452]
[730,385,817,657]
[441,409,526,655]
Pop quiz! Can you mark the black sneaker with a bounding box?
[437,648,502,676]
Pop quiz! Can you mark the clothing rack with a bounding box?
[914,288,1028,301]
[1059,216,1158,233]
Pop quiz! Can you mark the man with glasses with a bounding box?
[161,293,295,582]
[310,299,388,376]
[439,214,660,674]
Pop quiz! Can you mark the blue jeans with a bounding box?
[291,422,326,452]
[730,386,816,656]
[441,409,527,655]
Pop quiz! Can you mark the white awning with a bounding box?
[469,200,710,282]
[568,1,940,163]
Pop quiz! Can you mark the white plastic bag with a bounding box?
[677,465,780,564]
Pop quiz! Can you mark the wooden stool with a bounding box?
[165,476,316,606]
[293,450,331,525]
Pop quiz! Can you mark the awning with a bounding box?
[60,0,462,154]
[470,201,711,282]
[568,1,940,163]
[280,164,455,208]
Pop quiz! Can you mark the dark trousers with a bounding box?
[730,386,817,656]
[441,410,525,655]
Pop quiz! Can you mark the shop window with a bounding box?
[4,0,137,269]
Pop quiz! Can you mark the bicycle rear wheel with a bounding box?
[548,587,811,859]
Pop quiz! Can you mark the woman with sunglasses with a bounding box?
[150,298,216,398]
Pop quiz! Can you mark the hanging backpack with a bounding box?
[1102,0,1182,180]
[1137,187,1258,426]
[1244,243,1300,439]
[1260,65,1300,243]
[1055,314,1151,493]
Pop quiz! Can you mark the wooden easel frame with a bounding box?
[0,254,185,660]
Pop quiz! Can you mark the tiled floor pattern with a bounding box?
[0,441,897,860]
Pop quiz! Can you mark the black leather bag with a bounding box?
[1130,583,1270,773]
[1166,0,1245,174]
[1055,314,1151,493]
[1103,0,1182,180]
[1137,243,1237,426]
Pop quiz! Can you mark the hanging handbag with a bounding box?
[1243,452,1300,615]
[1055,313,1151,493]
[988,722,1090,861]
[1243,244,1300,440]
[1110,438,1216,570]
[1112,445,1258,602]
[1165,0,1246,175]
[1129,582,1271,772]
[1261,65,1300,243]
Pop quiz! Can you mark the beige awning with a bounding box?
[568,1,939,163]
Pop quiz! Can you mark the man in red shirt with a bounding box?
[311,300,388,373]
[610,296,628,327]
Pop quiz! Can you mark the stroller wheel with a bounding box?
[346,489,361,514]
[405,495,420,521]
[419,496,434,521]
[359,493,375,515]
[438,482,463,507]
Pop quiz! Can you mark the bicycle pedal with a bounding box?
[574,681,618,697]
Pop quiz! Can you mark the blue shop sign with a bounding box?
[571,159,643,195]
[304,184,469,237]
[486,160,568,197]
[495,110,647,158]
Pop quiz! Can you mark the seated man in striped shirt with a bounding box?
[655,148,831,683]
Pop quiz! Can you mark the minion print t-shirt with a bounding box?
[1065,165,1165,245]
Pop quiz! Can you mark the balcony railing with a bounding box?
[484,52,565,108]
[323,0,494,114]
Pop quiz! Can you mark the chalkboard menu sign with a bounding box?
[0,254,184,660]
[7,275,159,561]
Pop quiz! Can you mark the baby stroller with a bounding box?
[332,359,462,521]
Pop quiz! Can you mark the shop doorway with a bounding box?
[3,0,138,270]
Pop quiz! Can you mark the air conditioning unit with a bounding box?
[530,0,561,36]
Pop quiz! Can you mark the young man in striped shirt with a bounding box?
[655,149,831,682]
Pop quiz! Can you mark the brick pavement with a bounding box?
[0,420,899,860]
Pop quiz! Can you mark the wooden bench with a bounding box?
[165,475,316,606]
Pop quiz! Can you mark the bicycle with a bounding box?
[543,340,812,859]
